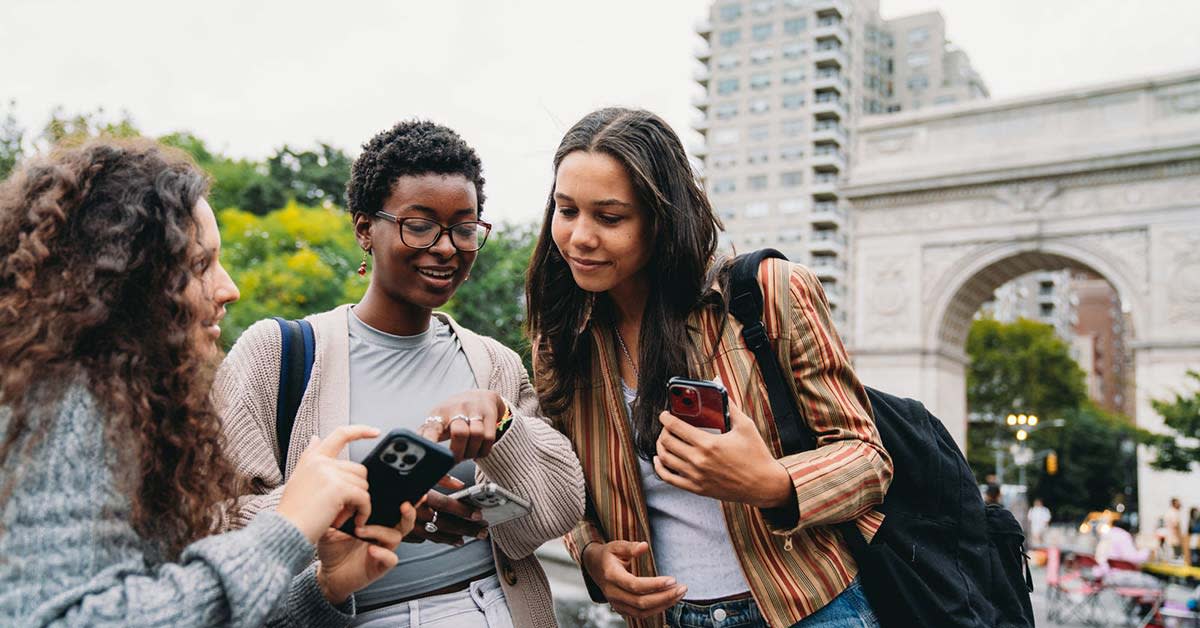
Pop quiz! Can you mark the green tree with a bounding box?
[217,202,366,344]
[1144,370,1200,472]
[160,131,286,214]
[965,317,1141,519]
[440,223,537,370]
[41,106,139,146]
[0,100,24,180]
[266,144,353,208]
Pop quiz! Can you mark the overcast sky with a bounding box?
[3,0,1199,224]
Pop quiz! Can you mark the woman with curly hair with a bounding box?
[216,120,584,627]
[0,139,418,627]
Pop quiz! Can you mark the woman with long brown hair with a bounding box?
[527,108,892,627]
[0,139,416,626]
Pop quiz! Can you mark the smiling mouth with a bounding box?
[418,268,456,280]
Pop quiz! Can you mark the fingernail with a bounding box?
[665,577,676,586]
[476,530,489,540]
[454,540,465,547]
[678,586,688,595]
[471,511,484,521]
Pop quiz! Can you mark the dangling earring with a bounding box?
[357,249,369,276]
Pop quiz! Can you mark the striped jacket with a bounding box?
[550,259,893,627]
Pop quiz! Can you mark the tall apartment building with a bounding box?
[692,0,987,330]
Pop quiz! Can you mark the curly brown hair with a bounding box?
[0,139,243,558]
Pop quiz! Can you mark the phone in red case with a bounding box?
[667,376,730,432]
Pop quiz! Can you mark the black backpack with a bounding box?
[728,250,1034,628]
[271,317,315,477]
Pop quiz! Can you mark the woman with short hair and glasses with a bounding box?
[216,120,584,628]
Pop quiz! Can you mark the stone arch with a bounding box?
[925,239,1145,353]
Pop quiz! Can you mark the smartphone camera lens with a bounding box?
[402,454,418,465]
[393,440,408,452]
[382,452,398,464]
[682,397,694,406]
[670,387,681,396]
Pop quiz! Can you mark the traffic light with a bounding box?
[1046,451,1059,476]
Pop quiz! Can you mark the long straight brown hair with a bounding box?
[526,108,725,459]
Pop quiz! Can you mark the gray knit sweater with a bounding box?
[0,385,352,627]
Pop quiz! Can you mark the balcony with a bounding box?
[694,43,712,62]
[809,255,847,282]
[695,19,713,36]
[813,46,849,70]
[813,0,848,19]
[811,147,846,173]
[820,280,845,305]
[692,117,711,132]
[808,229,847,255]
[693,67,711,86]
[812,94,847,119]
[813,120,847,143]
[813,68,846,93]
[690,143,709,158]
[810,198,846,226]
[810,174,840,199]
[691,93,710,112]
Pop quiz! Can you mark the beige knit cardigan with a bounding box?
[213,304,585,628]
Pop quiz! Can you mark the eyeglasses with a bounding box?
[374,212,492,252]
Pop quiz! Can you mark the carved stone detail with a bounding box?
[1162,230,1200,325]
[861,253,915,341]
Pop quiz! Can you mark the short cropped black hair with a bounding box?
[346,120,486,216]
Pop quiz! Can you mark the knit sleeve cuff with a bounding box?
[286,562,355,628]
[242,511,317,576]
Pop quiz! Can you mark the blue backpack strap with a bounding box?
[273,317,314,477]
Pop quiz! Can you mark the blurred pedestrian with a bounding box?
[1166,497,1184,560]
[985,483,1002,506]
[1027,498,1051,547]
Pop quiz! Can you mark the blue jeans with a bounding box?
[664,580,878,628]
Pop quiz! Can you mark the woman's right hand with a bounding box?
[277,425,378,544]
[581,540,688,619]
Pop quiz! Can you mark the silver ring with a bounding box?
[468,415,484,423]
[450,414,470,424]
[424,510,439,534]
[423,415,445,427]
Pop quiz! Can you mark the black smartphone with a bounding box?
[338,428,455,534]
[667,376,731,432]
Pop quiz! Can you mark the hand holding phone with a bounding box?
[337,428,456,536]
[667,376,730,432]
[449,482,532,525]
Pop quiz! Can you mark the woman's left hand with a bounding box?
[416,390,506,461]
[654,401,794,509]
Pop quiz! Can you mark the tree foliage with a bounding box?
[965,317,1141,520]
[1144,370,1200,472]
[0,100,23,181]
[440,223,537,370]
[218,203,366,344]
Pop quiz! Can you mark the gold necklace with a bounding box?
[614,328,640,381]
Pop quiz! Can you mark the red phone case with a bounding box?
[667,377,730,432]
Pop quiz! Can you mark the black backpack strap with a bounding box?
[728,249,815,454]
[728,250,870,552]
[273,317,315,477]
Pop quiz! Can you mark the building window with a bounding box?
[719,29,742,47]
[718,3,743,22]
[781,67,805,84]
[747,148,769,164]
[778,228,803,242]
[745,201,769,217]
[906,74,928,90]
[717,206,738,221]
[782,42,806,59]
[780,197,805,213]
[713,129,740,145]
[748,174,768,190]
[781,118,805,136]
[780,171,803,187]
[712,152,737,168]
[717,77,740,95]
[751,0,774,15]
[715,102,739,119]
[908,27,929,45]
[906,51,930,67]
[782,92,805,109]
[748,124,769,141]
[749,72,771,90]
[712,178,736,194]
[751,22,773,41]
[783,0,804,8]
[780,144,804,160]
[784,17,807,34]
[716,54,740,70]
[933,95,957,105]
[749,98,770,114]
[750,47,773,64]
